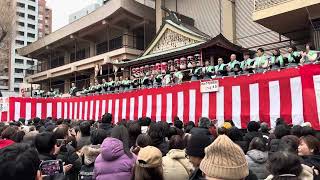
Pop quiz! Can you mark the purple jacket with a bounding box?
[93,138,136,180]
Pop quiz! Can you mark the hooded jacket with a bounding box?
[79,145,100,180]
[93,138,136,180]
[245,150,268,180]
[162,149,194,180]
[265,164,314,180]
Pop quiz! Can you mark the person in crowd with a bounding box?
[69,82,78,96]
[241,52,255,74]
[227,127,248,153]
[90,128,108,145]
[269,124,290,155]
[0,143,41,180]
[199,135,249,180]
[190,117,214,141]
[101,78,108,93]
[127,121,141,149]
[259,122,270,142]
[148,122,169,156]
[174,118,183,130]
[163,70,172,86]
[122,77,131,91]
[266,151,313,180]
[114,76,120,92]
[203,60,215,79]
[79,145,100,180]
[132,133,152,155]
[130,75,139,89]
[22,130,39,146]
[153,70,163,87]
[162,135,193,180]
[138,117,152,134]
[107,77,115,92]
[278,135,299,153]
[244,121,263,146]
[270,48,284,70]
[168,126,178,140]
[173,67,184,84]
[189,61,202,80]
[118,76,124,91]
[227,54,241,76]
[298,135,320,172]
[184,121,195,134]
[186,134,212,180]
[215,57,228,76]
[94,79,102,93]
[54,125,82,180]
[77,121,92,150]
[99,113,113,136]
[291,125,302,137]
[132,146,163,180]
[285,46,301,66]
[246,137,268,180]
[253,48,269,73]
[300,43,318,64]
[93,126,136,180]
[0,127,16,149]
[301,126,315,137]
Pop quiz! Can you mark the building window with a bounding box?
[28,14,35,20]
[29,0,36,2]
[28,24,35,29]
[27,42,32,45]
[18,21,25,27]
[17,2,25,8]
[15,59,24,64]
[14,78,23,83]
[14,68,23,74]
[15,40,24,45]
[27,60,34,65]
[26,69,34,75]
[14,88,20,92]
[17,12,25,18]
[27,33,35,38]
[17,31,24,36]
[28,5,36,11]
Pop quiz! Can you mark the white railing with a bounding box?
[254,0,294,11]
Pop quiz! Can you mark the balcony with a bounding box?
[253,0,320,39]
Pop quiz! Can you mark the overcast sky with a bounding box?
[47,0,99,31]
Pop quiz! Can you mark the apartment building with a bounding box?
[10,0,39,94]
[38,0,52,38]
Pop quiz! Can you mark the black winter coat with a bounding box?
[56,144,82,180]
[99,123,113,136]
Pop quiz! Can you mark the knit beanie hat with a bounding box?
[186,134,212,158]
[200,135,249,179]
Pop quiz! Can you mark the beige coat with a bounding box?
[162,149,194,180]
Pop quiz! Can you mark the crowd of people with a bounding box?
[0,114,319,180]
[34,44,319,97]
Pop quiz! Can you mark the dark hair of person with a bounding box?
[276,118,286,126]
[257,48,265,53]
[132,165,164,180]
[136,134,152,148]
[79,121,91,137]
[168,127,178,140]
[90,128,108,145]
[267,151,302,180]
[184,125,194,133]
[1,127,17,140]
[158,121,170,138]
[174,119,183,129]
[243,52,250,57]
[273,48,281,56]
[169,135,184,150]
[128,121,141,148]
[138,117,152,127]
[300,126,315,137]
[101,113,112,124]
[198,117,211,129]
[35,132,57,154]
[290,46,297,52]
[117,119,128,127]
[218,127,228,135]
[291,125,302,137]
[13,131,25,143]
[148,122,166,146]
[0,143,41,180]
[260,123,269,133]
[249,137,266,152]
[53,125,69,139]
[247,121,260,132]
[56,119,63,125]
[300,135,320,155]
[111,125,133,158]
[33,117,41,124]
[278,135,299,153]
[274,124,290,139]
[227,127,243,142]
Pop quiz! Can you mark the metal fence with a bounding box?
[254,0,294,11]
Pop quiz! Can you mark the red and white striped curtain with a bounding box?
[5,64,320,129]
